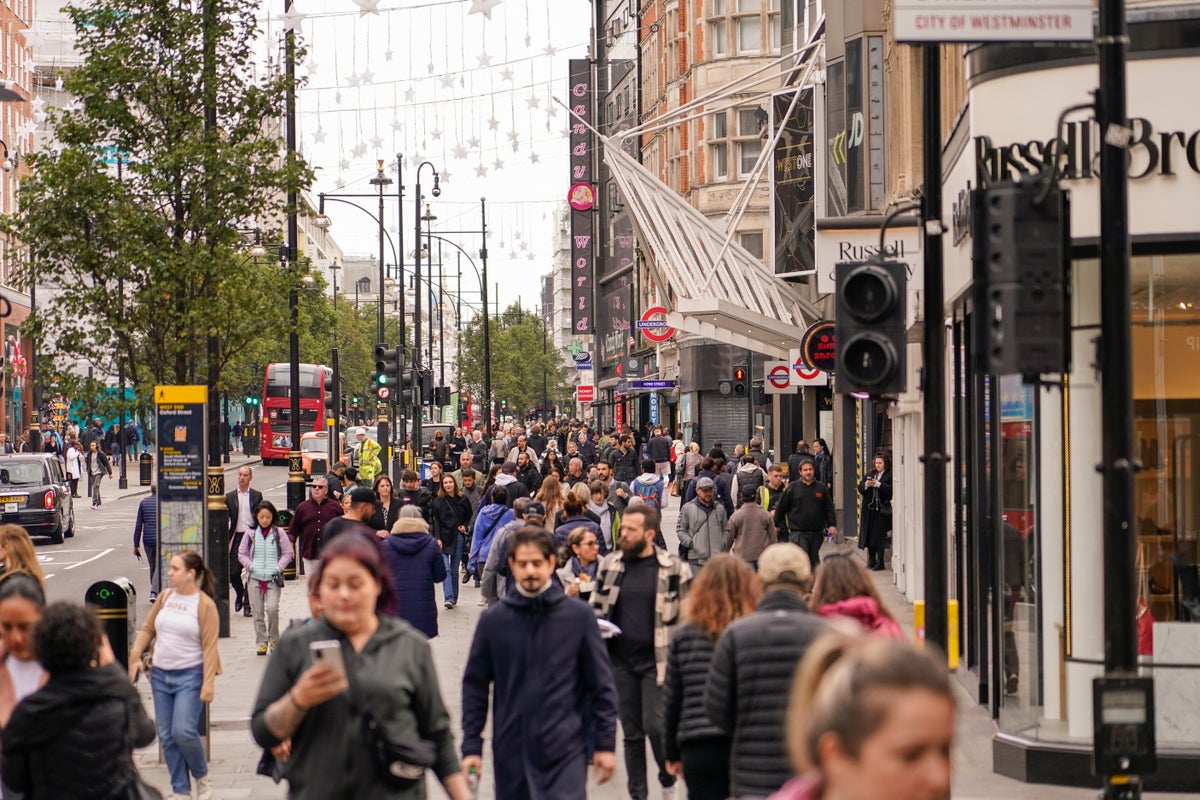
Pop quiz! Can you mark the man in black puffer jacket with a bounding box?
[704,544,828,799]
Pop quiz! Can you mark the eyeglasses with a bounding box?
[580,539,599,547]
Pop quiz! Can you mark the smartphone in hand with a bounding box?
[309,640,346,675]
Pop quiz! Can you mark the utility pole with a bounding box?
[921,43,948,654]
[284,0,304,515]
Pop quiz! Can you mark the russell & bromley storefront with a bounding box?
[940,9,1200,789]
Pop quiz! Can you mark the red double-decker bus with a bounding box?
[260,363,331,464]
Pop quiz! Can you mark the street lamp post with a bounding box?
[413,161,440,459]
[368,160,393,346]
[422,204,437,376]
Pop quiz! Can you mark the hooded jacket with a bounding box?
[467,502,515,574]
[462,582,618,797]
[676,497,729,565]
[2,664,156,799]
[552,514,603,554]
[383,518,448,638]
[493,473,529,506]
[631,472,666,510]
[684,468,734,516]
[726,502,777,563]
[816,596,905,640]
[252,616,460,799]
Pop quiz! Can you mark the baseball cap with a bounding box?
[524,501,546,519]
[348,487,377,506]
[741,485,759,501]
[695,476,715,490]
[757,543,812,586]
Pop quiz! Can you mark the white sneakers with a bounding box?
[195,774,214,800]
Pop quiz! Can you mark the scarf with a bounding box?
[514,578,553,598]
[570,556,598,580]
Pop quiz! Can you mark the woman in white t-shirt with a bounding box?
[65,442,85,498]
[0,573,46,735]
[129,551,222,800]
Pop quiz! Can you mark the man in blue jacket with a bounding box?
[461,526,618,797]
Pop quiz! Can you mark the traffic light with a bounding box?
[718,366,748,397]
[835,258,907,395]
[434,386,451,407]
[972,180,1070,377]
[323,370,338,416]
[245,397,259,407]
[419,370,434,405]
[374,340,403,400]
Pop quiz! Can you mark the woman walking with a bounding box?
[663,554,761,800]
[84,440,112,509]
[810,553,904,639]
[238,501,295,655]
[368,474,403,537]
[251,535,471,799]
[0,574,46,734]
[856,454,893,571]
[129,551,222,800]
[430,474,472,609]
[65,441,84,497]
[382,507,447,637]
[556,527,602,603]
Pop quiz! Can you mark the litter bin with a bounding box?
[139,452,153,486]
[85,578,137,670]
[277,509,298,581]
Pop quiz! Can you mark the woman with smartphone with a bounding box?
[129,550,221,800]
[251,535,471,799]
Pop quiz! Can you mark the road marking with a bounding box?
[65,548,114,570]
[43,573,55,581]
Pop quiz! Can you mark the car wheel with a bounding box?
[49,522,64,545]
[64,511,75,539]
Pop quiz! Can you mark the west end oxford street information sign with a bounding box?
[893,0,1094,42]
[156,386,208,584]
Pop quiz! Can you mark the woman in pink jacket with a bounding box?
[809,553,905,640]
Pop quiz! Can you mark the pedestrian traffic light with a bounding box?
[835,258,907,395]
[718,366,748,397]
[420,370,434,405]
[434,386,451,407]
[972,180,1070,377]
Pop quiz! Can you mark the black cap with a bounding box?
[741,486,759,501]
[348,487,376,506]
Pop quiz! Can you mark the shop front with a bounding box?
[942,17,1200,788]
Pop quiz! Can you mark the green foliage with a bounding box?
[454,304,569,415]
[1,0,312,418]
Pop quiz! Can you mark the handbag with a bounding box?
[256,747,286,783]
[1136,545,1155,656]
[361,709,437,788]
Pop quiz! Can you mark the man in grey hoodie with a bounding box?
[676,476,729,570]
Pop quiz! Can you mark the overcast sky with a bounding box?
[275,0,592,315]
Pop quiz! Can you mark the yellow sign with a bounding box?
[155,385,207,405]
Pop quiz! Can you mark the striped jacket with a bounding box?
[591,545,693,683]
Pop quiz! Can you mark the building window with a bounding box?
[710,111,728,180]
[739,231,764,258]
[707,0,780,57]
[737,107,765,176]
[709,0,728,59]
[708,107,766,182]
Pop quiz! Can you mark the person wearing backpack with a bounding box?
[729,454,767,509]
[237,501,295,655]
[631,459,666,511]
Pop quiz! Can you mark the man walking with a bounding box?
[225,465,262,616]
[591,506,691,800]
[84,440,112,510]
[706,543,828,798]
[676,476,728,570]
[647,427,673,482]
[611,434,639,484]
[462,526,618,797]
[132,484,159,601]
[288,476,343,575]
[773,460,836,573]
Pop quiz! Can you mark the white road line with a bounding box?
[64,548,114,570]
[43,573,55,580]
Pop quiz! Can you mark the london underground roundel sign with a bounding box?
[636,306,675,343]
[767,364,792,390]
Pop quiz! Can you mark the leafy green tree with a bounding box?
[455,304,569,417]
[3,0,311,418]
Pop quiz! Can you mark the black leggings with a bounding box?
[679,737,731,800]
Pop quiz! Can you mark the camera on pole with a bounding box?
[972,180,1070,378]
[835,258,907,395]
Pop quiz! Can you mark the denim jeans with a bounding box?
[443,533,465,604]
[150,664,208,794]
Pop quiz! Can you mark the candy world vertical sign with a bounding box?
[568,59,595,334]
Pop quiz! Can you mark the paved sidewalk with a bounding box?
[127,497,1156,799]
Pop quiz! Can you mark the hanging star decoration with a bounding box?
[440,73,457,89]
[391,117,403,132]
[475,163,489,177]
[370,134,383,149]
[346,73,361,88]
[467,136,480,149]
[385,49,394,62]
[487,116,500,131]
[468,0,502,20]
[493,156,504,171]
[545,106,557,119]
[334,90,343,104]
[404,86,416,102]
[543,44,558,57]
[477,52,492,68]
[526,94,540,109]
[31,96,46,113]
[430,128,442,141]
[313,127,327,143]
[305,59,319,77]
[281,4,306,31]
[351,141,368,158]
[529,152,540,163]
[509,250,519,259]
[507,130,520,149]
[339,158,350,171]
[353,0,382,16]
[527,252,537,262]
[452,143,468,160]
[361,67,375,84]
[336,177,347,189]
[500,66,514,82]
[440,170,451,185]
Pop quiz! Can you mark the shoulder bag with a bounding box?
[343,650,437,789]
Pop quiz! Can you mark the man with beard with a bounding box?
[462,527,618,797]
[591,506,691,800]
[515,450,543,495]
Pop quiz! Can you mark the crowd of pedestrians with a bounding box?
[0,418,935,800]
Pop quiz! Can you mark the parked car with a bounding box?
[0,454,75,544]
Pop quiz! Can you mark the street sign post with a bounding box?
[764,361,797,395]
[892,0,1094,43]
[155,385,207,601]
[636,306,676,342]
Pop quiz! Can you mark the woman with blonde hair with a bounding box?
[769,635,954,800]
[535,474,565,530]
[0,526,44,587]
[663,554,760,800]
[809,554,904,639]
